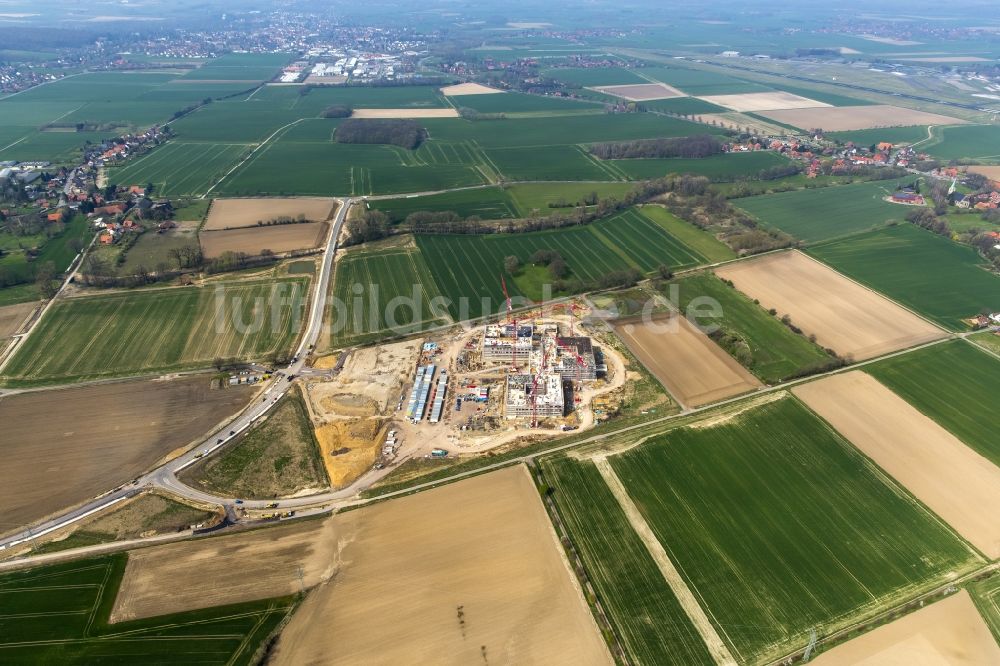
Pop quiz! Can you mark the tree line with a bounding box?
[589,135,723,160]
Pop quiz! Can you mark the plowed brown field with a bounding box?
[716,251,944,360]
[200,222,327,257]
[794,371,1000,558]
[203,198,336,231]
[811,590,1000,665]
[272,465,611,665]
[613,313,761,407]
[0,376,251,533]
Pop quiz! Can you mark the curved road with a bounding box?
[0,198,352,551]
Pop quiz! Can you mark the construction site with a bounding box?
[302,286,629,489]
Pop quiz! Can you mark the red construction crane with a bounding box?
[531,330,549,428]
[500,275,518,370]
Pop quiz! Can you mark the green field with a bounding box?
[0,554,295,664]
[449,91,600,114]
[416,207,710,318]
[0,67,276,163]
[218,138,487,197]
[970,574,1000,644]
[610,397,981,664]
[542,67,647,87]
[542,457,714,665]
[486,144,618,181]
[827,125,932,146]
[667,272,834,382]
[369,187,518,222]
[2,279,307,385]
[609,151,789,182]
[180,388,328,497]
[641,66,773,96]
[970,330,1000,356]
[809,224,1000,329]
[327,244,448,346]
[108,142,250,196]
[866,340,1000,467]
[637,205,735,263]
[0,214,91,288]
[924,124,1000,160]
[507,182,634,215]
[369,182,635,222]
[422,113,713,148]
[642,97,728,115]
[734,179,910,243]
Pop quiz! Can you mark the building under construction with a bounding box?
[481,323,536,364]
[552,336,597,381]
[504,373,565,419]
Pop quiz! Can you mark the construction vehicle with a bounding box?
[431,448,449,458]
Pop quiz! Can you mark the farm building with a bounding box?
[505,373,564,419]
[891,191,924,204]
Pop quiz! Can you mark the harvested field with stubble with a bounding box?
[0,376,252,532]
[0,300,36,339]
[202,197,336,230]
[271,465,610,666]
[590,82,685,101]
[794,371,1000,559]
[758,105,967,131]
[614,314,762,408]
[968,165,1000,184]
[200,221,327,257]
[440,82,504,95]
[697,91,829,112]
[715,251,944,361]
[111,517,342,622]
[811,591,1000,666]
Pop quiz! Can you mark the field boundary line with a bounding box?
[203,118,305,198]
[963,334,1000,362]
[592,457,738,666]
[792,248,950,334]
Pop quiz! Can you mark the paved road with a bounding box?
[0,198,351,552]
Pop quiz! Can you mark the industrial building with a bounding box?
[504,373,565,419]
[405,364,435,422]
[429,370,448,423]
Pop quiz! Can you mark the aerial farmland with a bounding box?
[2,3,1000,665]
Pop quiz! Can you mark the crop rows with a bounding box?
[542,457,715,665]
[0,555,294,664]
[329,248,447,345]
[2,279,307,384]
[609,397,981,663]
[733,179,907,244]
[109,141,250,197]
[866,340,1000,467]
[808,224,1000,329]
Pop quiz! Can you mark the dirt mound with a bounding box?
[315,419,386,489]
